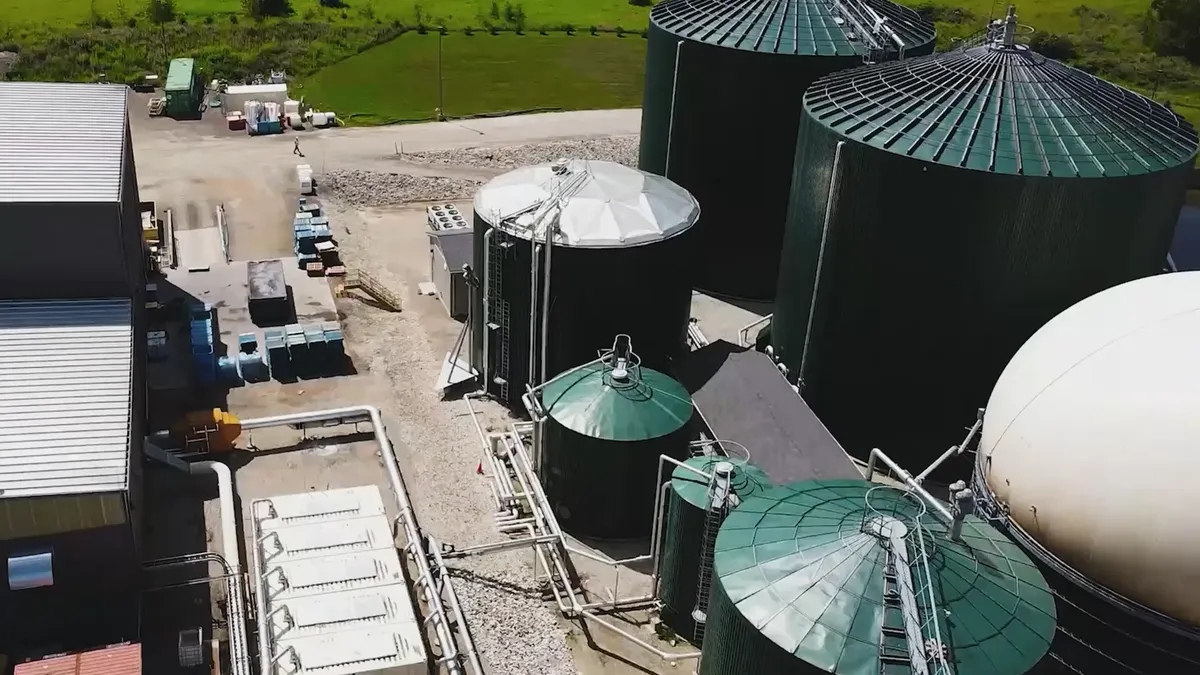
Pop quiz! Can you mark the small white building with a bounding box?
[223,83,288,114]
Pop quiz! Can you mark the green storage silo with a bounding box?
[657,456,772,643]
[539,353,693,540]
[638,0,935,301]
[470,159,700,409]
[700,479,1058,675]
[771,9,1200,471]
[164,58,201,119]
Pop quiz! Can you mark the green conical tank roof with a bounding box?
[713,479,1057,675]
[542,362,693,442]
[672,456,773,509]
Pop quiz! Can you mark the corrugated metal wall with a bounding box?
[772,117,1194,471]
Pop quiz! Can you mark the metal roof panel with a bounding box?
[0,82,128,203]
[0,299,133,497]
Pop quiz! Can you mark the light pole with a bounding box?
[437,27,445,120]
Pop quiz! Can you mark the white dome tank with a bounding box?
[979,271,1200,627]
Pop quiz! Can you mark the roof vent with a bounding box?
[601,334,642,386]
[551,158,571,175]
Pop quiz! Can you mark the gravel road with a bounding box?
[404,135,639,170]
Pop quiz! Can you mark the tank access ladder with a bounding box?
[691,461,738,643]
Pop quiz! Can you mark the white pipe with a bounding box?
[239,406,478,675]
[190,460,251,675]
[736,314,773,348]
[580,611,701,661]
[481,228,495,390]
[914,409,985,484]
[538,221,555,388]
[799,140,846,388]
[664,40,684,177]
[529,240,540,385]
[425,536,486,675]
[864,448,954,523]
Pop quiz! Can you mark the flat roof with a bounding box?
[225,83,288,95]
[253,486,427,675]
[676,340,861,485]
[0,299,133,498]
[0,82,128,203]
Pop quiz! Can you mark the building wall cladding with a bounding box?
[0,520,140,654]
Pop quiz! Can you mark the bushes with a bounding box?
[1029,31,1078,60]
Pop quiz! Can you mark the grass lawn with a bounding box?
[297,32,647,124]
[0,0,652,28]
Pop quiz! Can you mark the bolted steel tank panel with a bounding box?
[639,0,935,300]
[540,359,694,540]
[771,14,1199,472]
[699,479,1057,675]
[469,160,700,408]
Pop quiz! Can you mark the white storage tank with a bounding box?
[975,270,1200,674]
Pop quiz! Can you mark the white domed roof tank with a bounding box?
[975,270,1200,674]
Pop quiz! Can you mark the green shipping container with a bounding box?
[540,358,693,540]
[772,25,1199,472]
[657,456,771,643]
[164,58,200,118]
[638,0,934,300]
[700,479,1058,675]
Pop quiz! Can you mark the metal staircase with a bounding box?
[826,0,909,63]
[486,225,511,401]
[338,269,402,312]
[691,462,737,643]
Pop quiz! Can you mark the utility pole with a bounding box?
[437,28,445,121]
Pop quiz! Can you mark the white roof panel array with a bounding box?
[252,486,426,675]
[0,82,128,203]
[0,299,133,497]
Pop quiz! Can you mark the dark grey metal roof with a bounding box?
[0,82,129,203]
[433,229,473,273]
[0,299,133,497]
[675,340,860,484]
[248,259,287,301]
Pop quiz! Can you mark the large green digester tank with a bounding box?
[700,479,1058,675]
[540,347,694,540]
[657,456,772,642]
[471,159,700,409]
[638,0,935,300]
[771,8,1200,471]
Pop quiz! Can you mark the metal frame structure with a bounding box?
[237,407,482,675]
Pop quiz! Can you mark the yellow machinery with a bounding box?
[172,408,242,453]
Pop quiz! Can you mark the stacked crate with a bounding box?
[294,215,333,272]
[265,328,289,381]
[323,321,345,367]
[238,333,269,382]
[189,304,217,383]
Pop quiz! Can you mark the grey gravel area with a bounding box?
[324,200,575,675]
[404,136,640,170]
[321,170,482,208]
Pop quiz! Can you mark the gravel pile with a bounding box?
[324,200,575,675]
[321,170,482,208]
[406,135,640,170]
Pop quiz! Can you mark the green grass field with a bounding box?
[0,0,651,28]
[298,32,647,123]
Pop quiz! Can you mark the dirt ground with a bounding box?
[134,99,734,675]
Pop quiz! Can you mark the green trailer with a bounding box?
[164,58,202,119]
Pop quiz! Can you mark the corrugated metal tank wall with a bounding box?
[472,213,695,408]
[638,0,935,301]
[771,46,1198,471]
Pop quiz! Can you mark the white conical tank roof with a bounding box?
[980,271,1200,626]
[473,159,699,248]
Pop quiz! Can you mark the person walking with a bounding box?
[293,137,304,157]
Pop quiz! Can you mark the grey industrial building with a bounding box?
[0,82,146,656]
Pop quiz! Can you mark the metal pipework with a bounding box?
[539,220,556,389]
[189,461,252,675]
[799,140,846,388]
[240,406,481,675]
[863,447,954,523]
[664,40,684,177]
[914,408,985,484]
[736,314,773,348]
[529,240,541,385]
[481,228,495,391]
